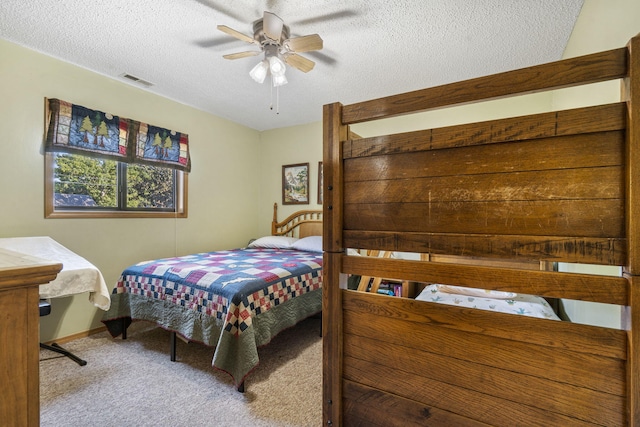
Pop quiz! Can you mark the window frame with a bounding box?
[44,151,188,219]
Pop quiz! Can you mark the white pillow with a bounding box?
[247,236,298,249]
[291,236,323,253]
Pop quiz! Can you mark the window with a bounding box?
[44,99,191,218]
[45,152,187,218]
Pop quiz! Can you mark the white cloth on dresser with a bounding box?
[0,236,110,310]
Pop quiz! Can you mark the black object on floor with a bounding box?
[39,300,87,366]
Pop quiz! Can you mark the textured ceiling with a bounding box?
[0,0,584,131]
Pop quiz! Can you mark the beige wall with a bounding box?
[3,0,638,340]
[0,38,261,341]
[258,121,324,236]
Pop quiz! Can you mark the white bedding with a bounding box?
[415,284,560,320]
[0,236,110,310]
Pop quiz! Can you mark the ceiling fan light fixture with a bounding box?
[272,73,288,87]
[249,59,269,84]
[218,10,325,113]
[268,55,286,77]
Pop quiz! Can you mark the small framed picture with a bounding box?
[317,161,323,204]
[282,163,309,205]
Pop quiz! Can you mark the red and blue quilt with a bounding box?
[102,247,322,387]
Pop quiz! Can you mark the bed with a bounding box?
[102,203,322,391]
[322,33,639,426]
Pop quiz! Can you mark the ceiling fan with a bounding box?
[217,11,324,88]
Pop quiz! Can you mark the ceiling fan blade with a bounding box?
[265,0,278,10]
[222,51,262,60]
[292,10,359,26]
[306,50,337,66]
[263,11,284,41]
[284,54,315,73]
[217,25,256,45]
[193,37,239,49]
[284,34,323,53]
[192,0,247,22]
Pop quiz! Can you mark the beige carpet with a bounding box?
[39,317,322,427]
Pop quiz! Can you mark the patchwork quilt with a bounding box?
[102,247,323,386]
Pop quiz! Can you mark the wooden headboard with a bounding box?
[322,33,640,426]
[271,202,322,238]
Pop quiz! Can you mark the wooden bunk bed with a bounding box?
[322,34,640,426]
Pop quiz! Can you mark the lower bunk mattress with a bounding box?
[101,247,323,386]
[415,284,560,320]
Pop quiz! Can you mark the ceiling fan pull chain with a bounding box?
[268,75,280,114]
[270,76,274,111]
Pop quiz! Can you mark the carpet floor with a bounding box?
[39,317,322,427]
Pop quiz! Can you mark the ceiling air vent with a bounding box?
[120,73,154,87]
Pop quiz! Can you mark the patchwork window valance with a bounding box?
[45,98,191,172]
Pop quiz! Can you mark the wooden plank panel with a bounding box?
[343,199,624,238]
[556,103,626,135]
[346,103,625,159]
[628,275,640,427]
[342,47,627,124]
[322,102,345,252]
[623,33,640,427]
[345,166,622,204]
[344,309,625,395]
[343,380,491,427]
[347,128,432,159]
[344,334,624,425]
[424,233,625,264]
[342,255,628,305]
[623,31,640,427]
[342,290,627,359]
[429,254,544,270]
[343,356,611,427]
[624,32,640,275]
[322,102,346,427]
[344,131,624,182]
[432,111,548,147]
[344,230,626,266]
[322,253,343,427]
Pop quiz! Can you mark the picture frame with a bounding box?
[317,161,323,205]
[282,162,309,205]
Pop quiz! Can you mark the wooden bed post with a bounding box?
[271,202,278,236]
[624,33,640,426]
[323,102,346,426]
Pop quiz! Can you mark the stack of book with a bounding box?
[376,281,403,297]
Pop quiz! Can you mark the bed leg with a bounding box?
[121,318,127,340]
[170,331,176,362]
[237,382,245,393]
[312,312,323,337]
